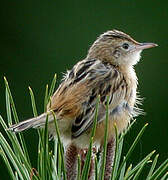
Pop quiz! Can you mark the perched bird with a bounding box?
[8,30,157,180]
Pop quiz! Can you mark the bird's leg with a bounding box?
[104,137,116,180]
[65,143,78,180]
[88,156,95,180]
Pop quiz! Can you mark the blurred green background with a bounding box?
[0,0,167,179]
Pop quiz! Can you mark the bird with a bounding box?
[8,29,157,180]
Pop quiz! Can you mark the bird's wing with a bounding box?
[48,59,128,138]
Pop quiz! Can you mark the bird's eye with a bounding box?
[122,43,129,50]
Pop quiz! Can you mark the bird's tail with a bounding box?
[7,113,51,133]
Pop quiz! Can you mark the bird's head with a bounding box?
[87,30,157,67]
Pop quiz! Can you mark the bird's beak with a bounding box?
[136,42,158,50]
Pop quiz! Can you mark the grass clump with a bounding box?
[0,75,168,180]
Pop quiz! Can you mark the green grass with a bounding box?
[0,75,168,180]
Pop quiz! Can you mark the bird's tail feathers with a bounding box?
[7,113,52,133]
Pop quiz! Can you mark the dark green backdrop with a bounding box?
[0,0,167,179]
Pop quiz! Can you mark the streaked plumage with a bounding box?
[8,29,157,180]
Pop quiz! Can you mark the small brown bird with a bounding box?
[8,30,157,180]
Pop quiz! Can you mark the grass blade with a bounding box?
[81,97,100,180]
[125,150,155,179]
[82,138,94,180]
[124,163,132,179]
[5,87,12,126]
[77,154,81,180]
[43,115,49,179]
[100,96,109,180]
[146,154,159,180]
[4,77,30,164]
[44,84,49,112]
[160,172,168,180]
[57,144,62,179]
[111,124,119,180]
[5,90,22,161]
[0,146,16,180]
[150,158,168,180]
[116,123,148,179]
[91,96,100,137]
[52,111,67,180]
[0,133,27,180]
[119,160,126,180]
[48,74,57,101]
[29,86,38,117]
[113,137,124,178]
[0,115,32,172]
[132,161,147,180]
[119,119,136,142]
[95,156,98,180]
